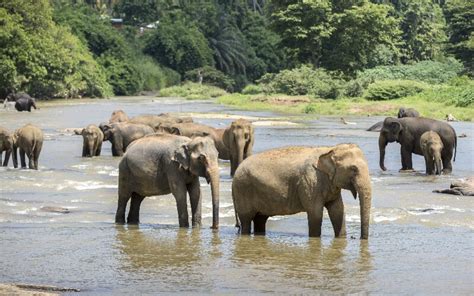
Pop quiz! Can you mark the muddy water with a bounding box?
[0,96,472,294]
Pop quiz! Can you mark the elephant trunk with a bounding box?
[378,135,387,171]
[355,176,372,240]
[434,153,443,175]
[87,140,95,157]
[208,166,220,229]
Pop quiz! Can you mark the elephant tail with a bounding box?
[30,134,38,158]
[454,133,457,162]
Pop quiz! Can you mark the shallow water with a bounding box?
[0,96,473,294]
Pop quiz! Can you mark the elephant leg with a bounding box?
[424,155,433,175]
[127,193,145,224]
[28,154,34,169]
[326,197,346,238]
[115,190,131,224]
[253,214,269,235]
[3,150,10,167]
[442,149,453,174]
[82,144,87,157]
[187,179,202,227]
[0,151,2,165]
[19,149,26,168]
[307,203,324,237]
[169,179,189,228]
[400,146,413,170]
[237,213,253,235]
[95,141,102,156]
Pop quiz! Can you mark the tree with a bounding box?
[444,0,473,75]
[322,1,402,75]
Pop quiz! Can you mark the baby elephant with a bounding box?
[0,127,14,166]
[74,125,104,157]
[420,131,444,175]
[12,124,44,170]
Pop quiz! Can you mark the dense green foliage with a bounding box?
[159,82,227,100]
[364,80,429,100]
[184,66,235,92]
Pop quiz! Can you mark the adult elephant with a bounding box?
[129,114,193,131]
[74,124,104,157]
[379,117,457,173]
[366,107,420,132]
[223,119,254,176]
[6,93,38,112]
[0,127,14,166]
[116,134,220,229]
[232,144,372,239]
[99,122,154,156]
[398,107,420,118]
[159,122,230,160]
[12,124,44,170]
[109,110,129,123]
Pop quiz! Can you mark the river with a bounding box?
[0,96,473,294]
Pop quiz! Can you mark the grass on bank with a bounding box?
[158,82,474,121]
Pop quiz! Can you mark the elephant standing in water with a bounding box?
[99,122,155,156]
[74,125,104,157]
[12,124,44,170]
[378,117,456,173]
[6,93,38,112]
[109,110,129,123]
[420,131,444,175]
[232,144,372,239]
[129,114,193,130]
[0,127,14,166]
[160,119,254,176]
[116,134,220,229]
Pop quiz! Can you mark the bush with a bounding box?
[158,82,227,100]
[256,65,344,99]
[242,84,262,95]
[364,80,429,100]
[184,66,235,92]
[98,55,142,96]
[358,59,464,84]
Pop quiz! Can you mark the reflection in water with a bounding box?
[230,236,372,293]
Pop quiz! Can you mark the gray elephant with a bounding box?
[420,131,444,175]
[129,114,193,131]
[434,177,474,196]
[159,122,230,160]
[379,117,456,173]
[74,125,104,157]
[6,93,38,112]
[397,107,420,118]
[0,127,14,166]
[109,110,129,123]
[232,143,372,239]
[366,107,420,132]
[12,124,44,170]
[99,122,155,156]
[223,119,254,176]
[116,134,220,229]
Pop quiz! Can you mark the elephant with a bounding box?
[129,114,193,131]
[397,107,420,118]
[232,143,372,239]
[99,122,155,156]
[11,124,44,170]
[0,127,14,166]
[366,107,420,132]
[158,122,230,160]
[109,110,129,123]
[6,92,38,112]
[116,134,220,229]
[74,124,104,157]
[379,117,457,173]
[434,177,474,196]
[420,131,444,175]
[223,119,254,176]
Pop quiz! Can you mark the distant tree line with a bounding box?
[0,0,471,98]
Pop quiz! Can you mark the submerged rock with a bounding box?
[40,206,70,214]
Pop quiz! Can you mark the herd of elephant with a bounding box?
[0,106,459,240]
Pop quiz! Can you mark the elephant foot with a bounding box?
[399,169,415,173]
[442,169,452,175]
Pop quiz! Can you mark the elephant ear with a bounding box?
[316,150,337,181]
[223,127,233,149]
[389,120,402,134]
[172,144,190,170]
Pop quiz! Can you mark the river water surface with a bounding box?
[0,96,473,294]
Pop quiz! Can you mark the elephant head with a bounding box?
[421,131,444,175]
[109,110,129,123]
[223,119,254,176]
[99,122,114,141]
[75,125,103,157]
[378,117,402,171]
[173,136,220,229]
[317,144,372,239]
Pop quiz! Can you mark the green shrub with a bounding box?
[241,84,262,95]
[358,59,464,84]
[184,66,235,92]
[256,65,344,99]
[98,55,143,96]
[364,80,429,100]
[159,82,227,100]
